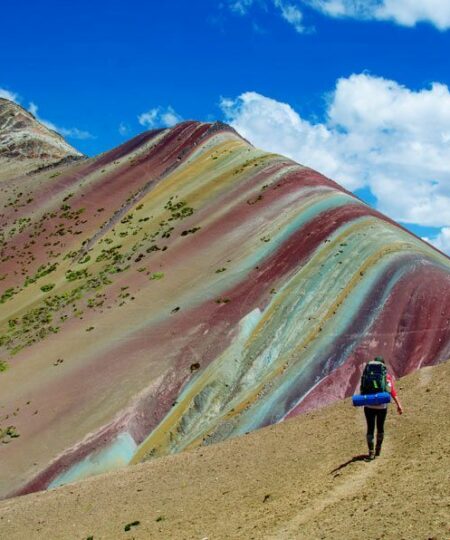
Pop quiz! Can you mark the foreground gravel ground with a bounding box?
[1,361,449,540]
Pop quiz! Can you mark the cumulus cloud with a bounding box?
[423,228,450,255]
[28,102,93,140]
[226,0,450,31]
[307,0,450,30]
[138,106,182,128]
[0,87,19,102]
[220,73,450,239]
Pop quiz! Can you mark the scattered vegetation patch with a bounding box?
[164,198,194,220]
[24,263,58,287]
[0,360,8,372]
[149,272,164,280]
[247,195,263,205]
[0,287,17,304]
[0,274,111,355]
[124,520,140,531]
[0,425,20,444]
[78,255,91,264]
[180,227,201,236]
[65,269,89,282]
[95,244,122,263]
[40,283,55,293]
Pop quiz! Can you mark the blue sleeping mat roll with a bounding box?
[352,392,391,407]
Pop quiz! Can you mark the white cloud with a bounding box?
[160,107,183,127]
[307,0,450,30]
[378,0,450,29]
[229,0,257,15]
[227,0,311,32]
[227,0,450,30]
[274,0,306,32]
[58,127,93,140]
[423,227,450,255]
[221,91,345,183]
[220,74,450,230]
[138,106,182,128]
[137,108,159,127]
[118,122,130,136]
[306,1,380,19]
[28,102,93,140]
[0,87,19,102]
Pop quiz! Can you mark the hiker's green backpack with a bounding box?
[360,360,387,395]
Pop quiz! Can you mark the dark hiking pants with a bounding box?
[364,407,387,453]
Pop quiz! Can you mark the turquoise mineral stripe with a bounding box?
[130,216,425,453]
[231,253,421,433]
[194,221,417,435]
[109,189,358,339]
[48,432,137,489]
[128,216,403,454]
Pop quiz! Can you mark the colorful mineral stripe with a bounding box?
[1,121,449,498]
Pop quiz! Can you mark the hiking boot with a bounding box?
[375,447,382,457]
[368,450,375,461]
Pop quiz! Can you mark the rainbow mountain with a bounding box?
[1,98,449,499]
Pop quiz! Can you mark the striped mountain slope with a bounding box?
[1,117,449,498]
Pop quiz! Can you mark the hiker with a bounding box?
[360,356,403,460]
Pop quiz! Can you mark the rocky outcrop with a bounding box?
[0,98,82,177]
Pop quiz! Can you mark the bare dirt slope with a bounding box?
[1,361,449,540]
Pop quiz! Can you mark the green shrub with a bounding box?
[124,521,140,531]
[40,284,55,293]
[0,288,16,303]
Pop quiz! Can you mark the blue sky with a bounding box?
[1,0,450,252]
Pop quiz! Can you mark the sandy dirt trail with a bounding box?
[0,361,449,540]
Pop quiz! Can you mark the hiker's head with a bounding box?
[374,356,385,364]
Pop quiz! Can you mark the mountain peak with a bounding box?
[0,98,82,176]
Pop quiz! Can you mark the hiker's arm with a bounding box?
[388,375,403,415]
[392,394,403,415]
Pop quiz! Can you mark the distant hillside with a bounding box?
[0,360,448,539]
[0,99,82,179]
[0,105,449,499]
